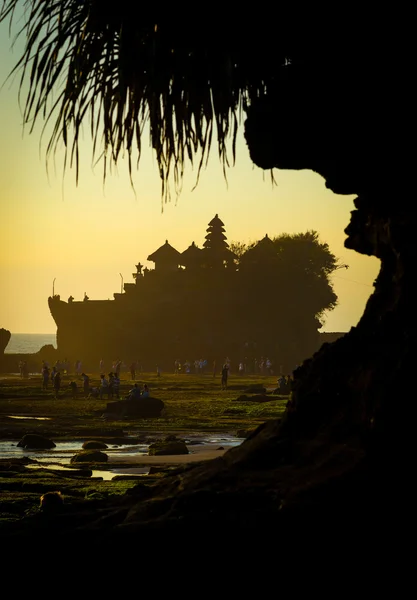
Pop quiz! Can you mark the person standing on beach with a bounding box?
[81,372,90,397]
[99,374,109,399]
[130,361,137,380]
[53,371,61,398]
[221,363,229,390]
[69,380,78,399]
[42,365,50,390]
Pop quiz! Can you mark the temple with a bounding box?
[48,215,328,370]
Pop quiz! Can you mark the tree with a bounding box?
[0,2,412,547]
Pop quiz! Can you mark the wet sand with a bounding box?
[109,443,231,466]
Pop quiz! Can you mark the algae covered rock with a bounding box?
[148,436,188,456]
[70,450,108,464]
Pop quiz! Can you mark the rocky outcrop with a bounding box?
[0,329,11,354]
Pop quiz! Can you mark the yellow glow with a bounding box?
[0,22,379,335]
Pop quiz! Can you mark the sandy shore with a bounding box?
[109,443,231,466]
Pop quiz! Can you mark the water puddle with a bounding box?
[7,415,51,420]
[25,462,149,481]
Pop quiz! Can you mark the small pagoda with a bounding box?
[201,214,237,268]
[147,240,182,273]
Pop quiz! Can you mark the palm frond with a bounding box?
[0,1,297,201]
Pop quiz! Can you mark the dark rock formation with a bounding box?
[17,434,56,449]
[0,328,11,354]
[82,441,108,450]
[40,491,64,513]
[70,450,108,464]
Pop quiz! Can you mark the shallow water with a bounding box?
[0,433,242,480]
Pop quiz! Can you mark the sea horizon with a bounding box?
[4,333,57,355]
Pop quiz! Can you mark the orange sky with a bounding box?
[0,18,380,334]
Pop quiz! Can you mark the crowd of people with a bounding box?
[39,359,153,401]
[35,354,295,401]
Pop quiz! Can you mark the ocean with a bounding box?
[4,333,57,355]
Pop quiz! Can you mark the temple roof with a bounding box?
[242,234,277,261]
[207,214,225,227]
[147,240,182,262]
[181,241,203,258]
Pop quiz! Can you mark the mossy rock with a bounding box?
[148,440,189,456]
[17,434,56,449]
[82,440,108,450]
[70,450,108,464]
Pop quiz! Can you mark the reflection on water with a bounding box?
[0,434,242,480]
[8,415,51,420]
[25,463,150,481]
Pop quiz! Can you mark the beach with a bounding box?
[109,442,230,467]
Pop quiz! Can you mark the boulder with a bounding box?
[149,436,188,456]
[82,440,108,450]
[17,434,56,449]
[70,450,108,464]
[105,397,165,418]
[40,491,64,513]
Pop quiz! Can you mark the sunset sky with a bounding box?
[0,17,380,335]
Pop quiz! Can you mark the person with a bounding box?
[141,384,150,398]
[130,361,136,380]
[221,363,229,390]
[108,372,115,398]
[42,365,50,390]
[127,383,142,400]
[69,380,78,399]
[81,372,90,397]
[113,372,120,399]
[53,371,61,398]
[99,374,109,399]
